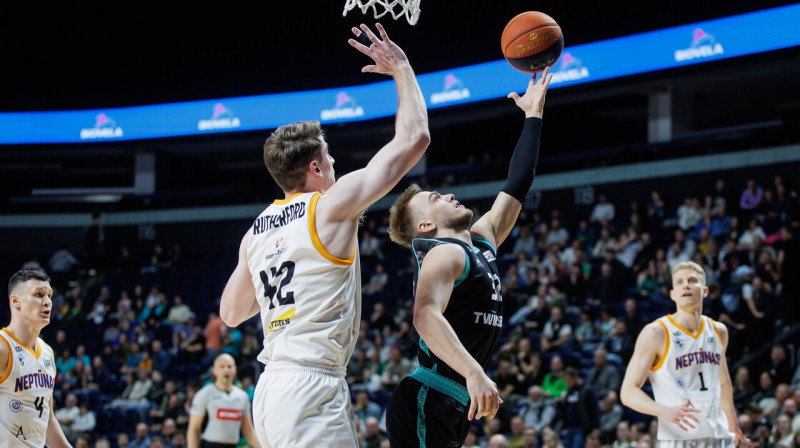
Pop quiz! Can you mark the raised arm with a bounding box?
[317,23,430,224]
[470,68,551,248]
[620,322,699,430]
[220,232,259,327]
[412,244,501,421]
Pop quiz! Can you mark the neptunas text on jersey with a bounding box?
[253,203,306,235]
[674,350,721,370]
[14,370,55,392]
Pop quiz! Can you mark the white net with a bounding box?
[342,0,421,26]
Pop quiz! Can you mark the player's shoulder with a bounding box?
[38,338,55,358]
[0,332,9,383]
[639,320,668,342]
[231,385,251,400]
[413,239,466,266]
[705,315,728,336]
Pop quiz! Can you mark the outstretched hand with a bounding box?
[507,66,553,118]
[348,23,411,76]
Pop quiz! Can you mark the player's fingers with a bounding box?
[359,24,380,44]
[539,66,550,83]
[352,27,372,47]
[544,73,554,88]
[685,407,701,413]
[686,414,700,423]
[507,92,520,101]
[361,65,378,73]
[375,22,390,41]
[467,401,476,421]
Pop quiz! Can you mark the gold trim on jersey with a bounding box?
[0,335,12,384]
[666,314,705,339]
[273,192,304,205]
[651,319,670,371]
[708,317,723,345]
[1,328,41,359]
[308,192,356,266]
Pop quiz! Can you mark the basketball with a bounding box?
[501,11,564,73]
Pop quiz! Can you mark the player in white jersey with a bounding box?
[219,23,430,448]
[188,354,260,448]
[0,269,71,448]
[621,261,749,448]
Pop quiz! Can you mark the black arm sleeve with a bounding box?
[500,117,542,203]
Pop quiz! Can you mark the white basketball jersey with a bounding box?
[248,192,361,367]
[0,328,57,448]
[649,315,733,441]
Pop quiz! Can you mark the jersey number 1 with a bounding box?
[260,261,296,310]
[698,372,709,391]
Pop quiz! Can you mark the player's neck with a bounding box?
[672,308,703,332]
[435,228,472,245]
[5,321,41,352]
[214,381,233,392]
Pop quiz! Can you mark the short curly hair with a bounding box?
[388,184,422,248]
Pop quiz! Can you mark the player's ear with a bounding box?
[309,160,322,176]
[418,219,436,233]
[8,294,19,311]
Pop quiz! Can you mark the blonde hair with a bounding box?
[671,261,706,285]
[388,184,422,248]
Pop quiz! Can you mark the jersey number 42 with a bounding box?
[259,261,296,310]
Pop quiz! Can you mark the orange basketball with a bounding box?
[501,11,564,73]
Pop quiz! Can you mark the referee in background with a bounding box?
[188,354,261,448]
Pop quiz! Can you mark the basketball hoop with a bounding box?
[342,0,421,26]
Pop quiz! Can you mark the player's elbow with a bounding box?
[219,303,240,327]
[412,307,435,336]
[401,125,430,155]
[619,385,635,408]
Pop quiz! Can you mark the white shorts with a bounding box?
[253,361,358,448]
[657,438,735,448]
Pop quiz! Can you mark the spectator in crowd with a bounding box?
[506,416,526,448]
[740,178,765,214]
[518,385,558,434]
[586,347,621,398]
[49,243,81,289]
[70,402,97,442]
[129,422,152,448]
[540,306,574,354]
[542,355,567,398]
[55,393,80,439]
[557,367,600,448]
[590,193,616,226]
[733,366,756,413]
[167,295,194,325]
[494,358,524,403]
[599,391,624,444]
[381,345,412,389]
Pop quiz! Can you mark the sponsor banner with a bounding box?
[2,4,799,145]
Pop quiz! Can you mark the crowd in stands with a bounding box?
[5,172,800,448]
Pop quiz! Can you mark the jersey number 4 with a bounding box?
[260,261,296,310]
[33,397,45,418]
